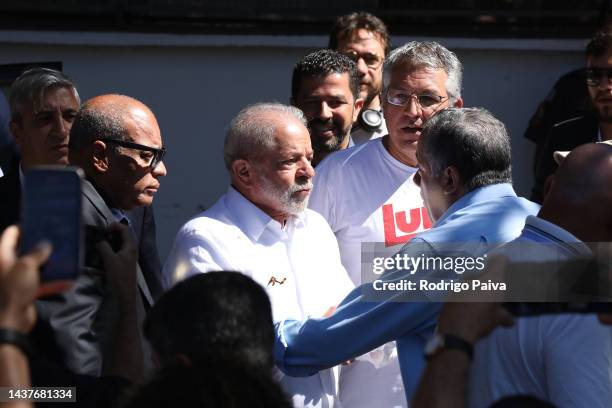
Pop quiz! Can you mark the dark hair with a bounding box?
[9,67,80,122]
[328,11,390,56]
[122,360,292,408]
[291,49,360,101]
[68,95,134,150]
[586,21,612,58]
[420,107,512,191]
[144,272,274,369]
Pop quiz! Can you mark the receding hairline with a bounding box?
[224,103,308,171]
[13,84,79,117]
[390,62,449,79]
[243,106,305,128]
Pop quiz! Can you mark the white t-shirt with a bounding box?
[309,137,431,285]
[163,186,354,408]
[309,138,432,408]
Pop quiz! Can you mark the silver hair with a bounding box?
[9,67,80,121]
[382,41,463,102]
[223,102,307,171]
[420,107,512,192]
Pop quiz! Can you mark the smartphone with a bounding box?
[20,166,83,282]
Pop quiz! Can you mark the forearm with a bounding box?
[412,350,470,408]
[0,345,32,408]
[275,298,440,375]
[275,243,443,375]
[102,290,143,383]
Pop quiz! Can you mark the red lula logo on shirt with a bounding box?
[382,204,432,246]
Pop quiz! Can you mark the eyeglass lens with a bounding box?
[586,68,612,86]
[343,51,383,68]
[387,90,445,108]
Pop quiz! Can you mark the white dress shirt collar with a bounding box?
[225,185,306,241]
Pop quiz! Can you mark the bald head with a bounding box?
[68,94,166,210]
[540,143,612,241]
[69,94,157,150]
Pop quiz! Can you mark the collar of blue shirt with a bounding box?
[436,183,517,226]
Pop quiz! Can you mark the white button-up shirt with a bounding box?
[163,186,354,408]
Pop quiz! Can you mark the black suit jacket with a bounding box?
[531,114,600,203]
[0,145,20,233]
[126,205,164,300]
[36,179,155,376]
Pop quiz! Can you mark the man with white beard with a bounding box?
[163,102,353,408]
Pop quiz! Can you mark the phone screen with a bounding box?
[20,166,83,281]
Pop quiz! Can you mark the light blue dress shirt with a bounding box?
[468,215,612,408]
[274,183,540,401]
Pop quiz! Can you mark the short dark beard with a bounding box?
[363,89,377,108]
[308,119,351,153]
[597,105,612,124]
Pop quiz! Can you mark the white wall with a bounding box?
[0,31,587,258]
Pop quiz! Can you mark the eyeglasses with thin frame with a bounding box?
[586,68,612,87]
[100,138,166,169]
[386,88,449,110]
[342,50,384,69]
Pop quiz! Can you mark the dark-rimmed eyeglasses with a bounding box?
[100,138,166,169]
[342,50,384,69]
[586,68,612,87]
[386,88,448,109]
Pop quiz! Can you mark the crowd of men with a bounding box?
[1,10,612,408]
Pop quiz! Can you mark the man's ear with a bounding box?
[353,97,365,123]
[91,140,110,173]
[442,166,462,195]
[543,174,556,201]
[231,159,255,188]
[453,97,464,108]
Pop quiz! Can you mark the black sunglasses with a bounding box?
[586,68,612,86]
[100,138,166,169]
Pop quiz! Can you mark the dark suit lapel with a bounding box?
[82,179,115,224]
[136,265,153,306]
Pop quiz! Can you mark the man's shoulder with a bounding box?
[461,195,539,227]
[418,194,539,244]
[174,198,238,241]
[302,208,334,230]
[177,210,226,237]
[550,114,599,146]
[552,114,597,130]
[316,139,381,176]
[80,180,117,227]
